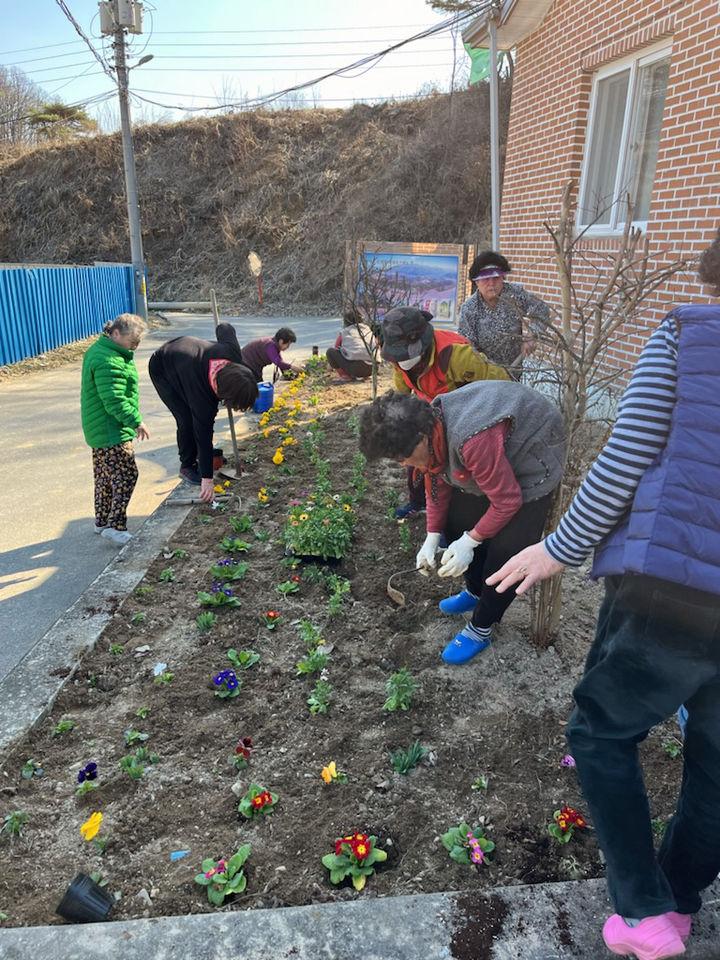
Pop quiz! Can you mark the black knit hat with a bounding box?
[380,307,434,362]
[469,250,512,281]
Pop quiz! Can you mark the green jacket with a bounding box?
[81,334,142,448]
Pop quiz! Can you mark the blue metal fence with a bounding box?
[0,264,136,366]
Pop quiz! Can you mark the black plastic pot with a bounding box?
[56,873,113,923]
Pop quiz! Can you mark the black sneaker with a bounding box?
[178,466,202,485]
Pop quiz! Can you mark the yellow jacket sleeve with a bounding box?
[445,342,511,388]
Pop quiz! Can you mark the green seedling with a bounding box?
[383,667,419,712]
[51,719,75,737]
[389,740,428,775]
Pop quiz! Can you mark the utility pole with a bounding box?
[488,4,501,250]
[99,1,148,319]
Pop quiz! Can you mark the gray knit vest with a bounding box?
[433,381,565,502]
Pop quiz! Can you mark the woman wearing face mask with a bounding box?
[380,306,509,518]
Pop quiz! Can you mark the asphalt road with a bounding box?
[0,313,340,683]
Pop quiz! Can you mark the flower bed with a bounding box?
[0,366,684,927]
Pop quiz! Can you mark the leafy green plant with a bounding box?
[301,564,325,584]
[308,671,332,714]
[651,817,667,837]
[198,514,212,524]
[196,611,219,631]
[123,729,149,747]
[209,560,249,582]
[130,612,146,625]
[109,643,124,655]
[471,775,489,791]
[276,579,301,597]
[259,610,284,629]
[548,806,588,844]
[135,585,153,598]
[159,567,175,582]
[389,740,428,775]
[171,548,187,559]
[322,831,387,892]
[154,671,174,686]
[441,823,494,867]
[663,738,682,759]
[51,719,75,737]
[299,619,324,648]
[21,759,43,780]
[383,667,419,712]
[229,515,254,534]
[397,520,412,552]
[3,811,28,837]
[227,649,260,670]
[296,648,328,676]
[237,783,278,819]
[219,536,251,553]
[254,530,270,542]
[385,488,399,511]
[197,586,242,608]
[194,846,250,905]
[135,706,150,719]
[284,495,354,561]
[119,747,158,780]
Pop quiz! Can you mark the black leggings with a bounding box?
[444,489,553,628]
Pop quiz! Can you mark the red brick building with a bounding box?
[464,0,720,373]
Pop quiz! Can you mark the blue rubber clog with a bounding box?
[439,590,478,615]
[441,627,492,664]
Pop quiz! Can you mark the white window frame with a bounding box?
[578,41,671,234]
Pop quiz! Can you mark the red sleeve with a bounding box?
[459,423,523,540]
[425,473,453,533]
[334,333,343,348]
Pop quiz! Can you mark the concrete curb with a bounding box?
[1,879,719,959]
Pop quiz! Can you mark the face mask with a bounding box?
[397,355,422,370]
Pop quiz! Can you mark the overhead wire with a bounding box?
[53,0,117,85]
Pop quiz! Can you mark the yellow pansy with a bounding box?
[80,812,103,841]
[214,484,224,493]
[321,762,337,784]
[282,437,294,447]
[272,450,284,465]
[263,428,270,438]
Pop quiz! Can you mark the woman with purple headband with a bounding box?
[458,250,549,379]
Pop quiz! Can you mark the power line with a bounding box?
[127,5,487,114]
[53,0,116,84]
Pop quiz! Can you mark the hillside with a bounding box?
[0,84,509,312]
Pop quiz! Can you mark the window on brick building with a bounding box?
[578,44,671,231]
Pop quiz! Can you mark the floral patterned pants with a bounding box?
[92,442,138,531]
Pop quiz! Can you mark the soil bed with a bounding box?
[0,365,684,926]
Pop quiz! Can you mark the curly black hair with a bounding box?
[215,363,259,411]
[359,390,437,461]
[468,250,512,281]
[698,228,720,295]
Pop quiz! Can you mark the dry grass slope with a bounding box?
[0,84,510,312]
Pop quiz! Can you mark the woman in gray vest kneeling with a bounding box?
[359,382,565,664]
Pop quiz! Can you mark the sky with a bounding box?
[2,1,482,130]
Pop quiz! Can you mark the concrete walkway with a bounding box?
[0,313,339,683]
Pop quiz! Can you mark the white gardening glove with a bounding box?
[438,532,481,578]
[416,532,442,576]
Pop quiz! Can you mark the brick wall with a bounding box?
[499,0,720,377]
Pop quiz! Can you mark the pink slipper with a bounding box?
[666,912,692,942]
[602,913,685,960]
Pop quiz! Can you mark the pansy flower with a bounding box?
[78,762,98,784]
[80,811,103,840]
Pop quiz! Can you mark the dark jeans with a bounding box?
[444,489,552,628]
[148,354,197,470]
[326,347,372,379]
[566,573,720,918]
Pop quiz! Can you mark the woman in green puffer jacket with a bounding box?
[81,313,149,546]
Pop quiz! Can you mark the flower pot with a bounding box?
[56,873,113,923]
[253,382,274,413]
[213,447,225,471]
